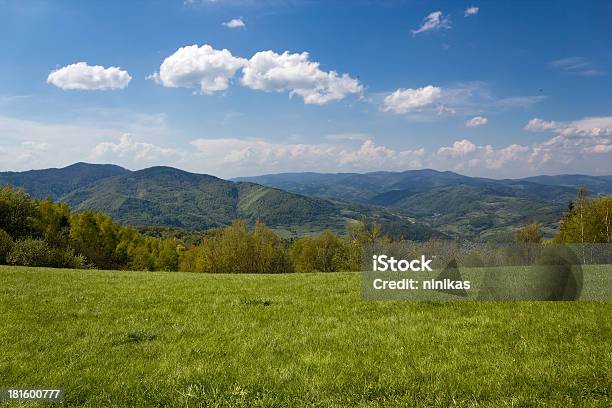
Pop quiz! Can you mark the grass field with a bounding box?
[1,266,611,407]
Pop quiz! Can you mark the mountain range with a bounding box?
[0,163,441,240]
[235,170,612,240]
[2,163,611,241]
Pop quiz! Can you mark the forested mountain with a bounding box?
[3,163,610,241]
[521,174,612,194]
[0,162,128,200]
[235,169,612,240]
[235,169,612,202]
[0,164,442,240]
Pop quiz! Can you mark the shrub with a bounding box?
[291,230,349,273]
[0,228,13,264]
[7,238,53,267]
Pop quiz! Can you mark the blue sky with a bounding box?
[1,0,611,177]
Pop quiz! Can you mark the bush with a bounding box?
[179,221,293,274]
[7,238,92,269]
[0,228,13,264]
[291,230,349,273]
[7,238,53,267]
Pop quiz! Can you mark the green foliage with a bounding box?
[0,186,183,271]
[514,223,542,244]
[291,230,349,273]
[0,228,14,263]
[180,220,293,273]
[7,238,53,267]
[7,238,88,268]
[555,190,612,243]
[70,211,126,269]
[0,186,39,239]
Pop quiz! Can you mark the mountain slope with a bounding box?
[235,169,610,240]
[388,184,571,241]
[235,169,612,202]
[0,162,128,200]
[234,169,486,203]
[34,165,442,240]
[521,174,612,194]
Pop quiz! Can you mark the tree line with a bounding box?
[1,185,610,273]
[0,186,382,273]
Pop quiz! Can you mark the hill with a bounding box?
[235,169,612,240]
[0,164,443,240]
[0,162,128,200]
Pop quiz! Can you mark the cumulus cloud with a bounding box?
[525,116,612,137]
[437,139,477,157]
[222,18,245,28]
[412,11,451,36]
[464,6,479,17]
[382,85,442,114]
[380,82,546,120]
[91,134,179,162]
[524,118,559,132]
[2,110,611,178]
[524,116,612,168]
[240,50,362,105]
[189,138,425,174]
[465,116,488,127]
[148,44,247,94]
[47,62,131,90]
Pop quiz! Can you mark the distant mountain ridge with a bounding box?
[234,170,612,201]
[234,169,612,241]
[0,163,443,240]
[0,162,129,200]
[3,164,610,241]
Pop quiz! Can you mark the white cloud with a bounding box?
[525,116,612,137]
[465,116,488,127]
[524,118,558,132]
[382,85,442,114]
[379,82,546,120]
[149,44,247,94]
[550,57,603,76]
[189,138,424,174]
[437,139,477,157]
[47,62,131,90]
[222,18,245,28]
[464,6,479,17]
[412,11,451,36]
[2,111,611,179]
[91,134,178,162]
[240,50,362,104]
[523,116,612,171]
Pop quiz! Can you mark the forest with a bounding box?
[0,185,610,273]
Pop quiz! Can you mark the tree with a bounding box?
[0,187,39,239]
[0,228,13,264]
[7,238,52,267]
[290,230,349,273]
[555,193,612,243]
[514,223,542,244]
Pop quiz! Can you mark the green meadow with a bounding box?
[0,266,610,407]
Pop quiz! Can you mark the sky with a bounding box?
[1,0,611,178]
